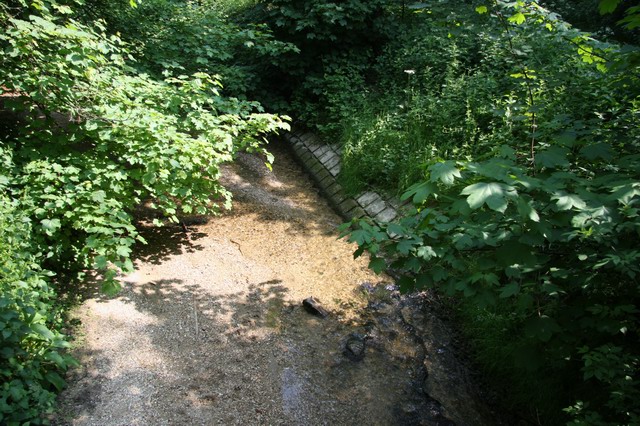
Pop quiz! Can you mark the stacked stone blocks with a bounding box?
[284,130,399,222]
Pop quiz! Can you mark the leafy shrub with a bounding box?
[340,1,640,424]
[1,0,291,421]
[345,141,640,422]
[1,0,289,294]
[0,185,76,424]
[83,0,298,98]
[254,0,395,126]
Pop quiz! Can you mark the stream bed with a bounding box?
[54,142,502,425]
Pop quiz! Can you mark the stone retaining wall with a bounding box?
[283,129,398,222]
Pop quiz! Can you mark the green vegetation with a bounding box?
[0,191,77,423]
[324,1,639,424]
[1,0,638,424]
[0,0,287,422]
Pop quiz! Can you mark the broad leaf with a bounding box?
[535,146,570,169]
[552,191,587,211]
[30,324,54,340]
[429,161,461,185]
[461,182,515,211]
[40,218,61,235]
[599,0,621,14]
[369,257,386,274]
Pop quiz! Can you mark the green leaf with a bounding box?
[500,282,520,298]
[599,0,621,14]
[386,223,405,237]
[401,181,437,204]
[552,192,587,211]
[350,229,371,245]
[30,323,54,340]
[486,194,508,213]
[453,233,474,250]
[45,351,66,368]
[416,245,436,260]
[41,218,61,235]
[475,5,488,14]
[429,161,461,186]
[122,258,134,273]
[396,239,416,255]
[461,182,515,211]
[369,257,386,274]
[580,143,614,161]
[91,190,107,203]
[45,371,66,391]
[116,246,131,257]
[555,131,577,147]
[94,255,108,269]
[101,279,122,296]
[508,12,526,25]
[535,146,570,169]
[431,266,448,282]
[516,198,540,222]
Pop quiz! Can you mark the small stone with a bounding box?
[401,403,418,414]
[302,297,329,318]
[360,282,375,293]
[344,335,366,361]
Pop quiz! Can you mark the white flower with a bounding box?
[404,69,416,75]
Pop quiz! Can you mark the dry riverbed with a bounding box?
[54,141,498,425]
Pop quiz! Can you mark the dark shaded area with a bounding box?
[541,0,640,44]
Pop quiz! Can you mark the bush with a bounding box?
[81,0,298,99]
[341,2,640,424]
[1,0,289,294]
[0,185,76,424]
[253,0,395,126]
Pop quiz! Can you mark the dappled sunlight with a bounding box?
[56,145,467,425]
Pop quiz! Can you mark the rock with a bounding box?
[360,282,375,293]
[422,374,430,395]
[344,334,366,361]
[302,297,329,318]
[366,300,387,311]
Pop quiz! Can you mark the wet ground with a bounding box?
[55,141,498,425]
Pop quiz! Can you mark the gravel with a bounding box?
[54,143,498,426]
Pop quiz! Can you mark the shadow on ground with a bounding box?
[55,143,499,426]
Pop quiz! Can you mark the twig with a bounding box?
[230,239,244,255]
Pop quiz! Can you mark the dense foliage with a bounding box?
[79,0,298,98]
[322,1,640,424]
[1,0,638,423]
[0,0,288,421]
[252,0,396,130]
[0,189,77,424]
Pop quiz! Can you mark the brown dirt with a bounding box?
[54,142,491,425]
